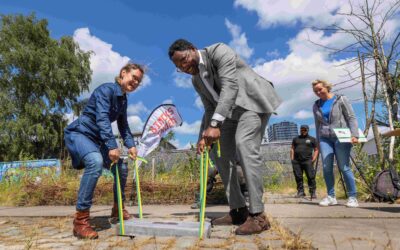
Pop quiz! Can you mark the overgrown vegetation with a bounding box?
[0,157,367,206]
[0,159,228,206]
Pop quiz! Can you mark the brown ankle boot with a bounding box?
[73,210,98,239]
[211,206,249,226]
[235,212,270,235]
[111,203,130,220]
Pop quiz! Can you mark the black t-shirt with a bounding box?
[292,135,316,161]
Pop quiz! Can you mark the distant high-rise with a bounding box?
[267,121,298,142]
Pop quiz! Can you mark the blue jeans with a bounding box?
[76,152,129,211]
[319,137,357,198]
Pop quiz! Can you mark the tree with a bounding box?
[310,0,400,165]
[0,13,92,161]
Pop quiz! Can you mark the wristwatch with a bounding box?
[210,119,222,128]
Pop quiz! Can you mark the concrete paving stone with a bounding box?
[122,219,211,238]
[199,238,229,248]
[152,236,176,245]
[50,231,73,239]
[262,239,284,249]
[210,226,234,239]
[4,245,25,250]
[93,242,112,250]
[40,227,59,236]
[233,235,253,243]
[231,242,258,250]
[70,240,86,247]
[174,236,198,249]
[127,235,155,245]
[36,238,56,244]
[137,243,162,250]
[42,238,74,244]
[60,238,75,243]
[111,247,136,250]
[280,218,400,250]
[259,231,281,240]
[211,231,232,239]
[62,246,80,250]
[105,235,122,242]
[37,242,70,249]
[1,227,21,237]
[257,229,276,238]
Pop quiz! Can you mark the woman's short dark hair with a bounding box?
[168,39,196,59]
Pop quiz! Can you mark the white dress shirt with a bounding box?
[198,50,225,122]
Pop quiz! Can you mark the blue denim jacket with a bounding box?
[64,82,135,168]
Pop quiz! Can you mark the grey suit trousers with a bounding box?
[213,107,270,214]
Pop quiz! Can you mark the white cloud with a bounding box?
[127,101,149,116]
[111,115,144,135]
[266,49,280,58]
[253,52,362,116]
[73,27,151,93]
[234,0,400,41]
[169,139,194,150]
[162,99,174,104]
[288,28,355,59]
[225,19,254,60]
[173,71,192,88]
[127,115,144,132]
[173,120,202,135]
[194,94,204,110]
[294,110,314,119]
[182,142,194,149]
[234,0,400,120]
[169,139,180,149]
[234,0,342,28]
[382,18,400,42]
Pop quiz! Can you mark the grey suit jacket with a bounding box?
[193,43,282,141]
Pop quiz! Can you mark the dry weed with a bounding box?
[268,214,313,249]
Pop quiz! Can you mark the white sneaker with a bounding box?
[319,196,338,206]
[346,197,359,208]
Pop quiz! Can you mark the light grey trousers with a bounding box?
[213,107,270,214]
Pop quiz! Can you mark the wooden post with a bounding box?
[152,158,155,183]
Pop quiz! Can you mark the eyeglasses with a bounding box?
[176,50,191,73]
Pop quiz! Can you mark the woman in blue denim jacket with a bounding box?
[312,79,359,208]
[64,63,144,239]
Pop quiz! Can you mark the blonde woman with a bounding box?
[312,79,359,208]
[64,63,144,239]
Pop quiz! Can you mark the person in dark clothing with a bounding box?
[290,125,319,199]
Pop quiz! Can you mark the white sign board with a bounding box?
[333,128,367,143]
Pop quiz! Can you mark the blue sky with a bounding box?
[2,0,399,148]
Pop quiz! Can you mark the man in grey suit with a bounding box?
[168,39,282,235]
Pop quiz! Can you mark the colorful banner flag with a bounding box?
[136,104,183,165]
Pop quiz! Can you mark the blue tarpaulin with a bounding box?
[0,159,61,181]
